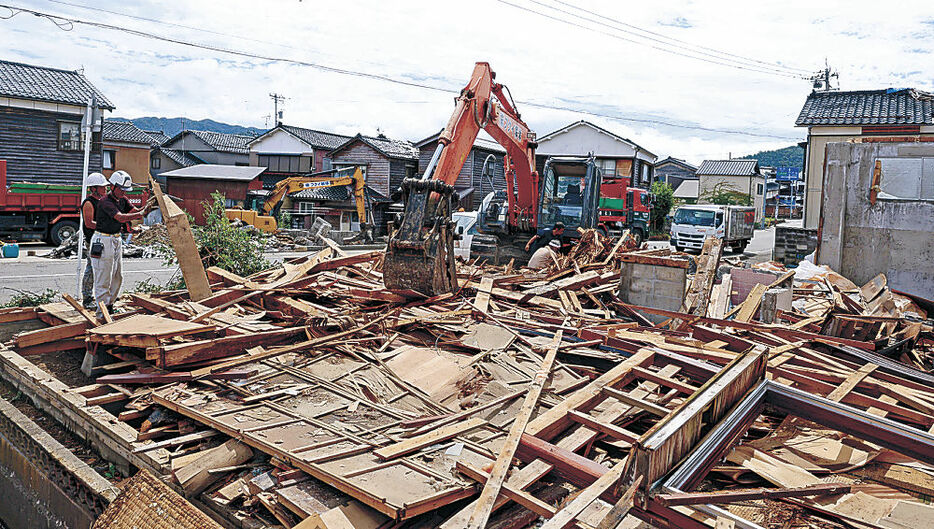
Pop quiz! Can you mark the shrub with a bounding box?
[2,288,59,308]
[649,181,673,231]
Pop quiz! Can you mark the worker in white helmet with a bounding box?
[80,172,109,308]
[527,238,562,270]
[90,171,153,317]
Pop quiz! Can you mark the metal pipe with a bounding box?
[421,143,444,180]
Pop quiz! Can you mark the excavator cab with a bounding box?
[537,156,603,236]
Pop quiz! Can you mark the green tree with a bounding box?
[196,192,271,277]
[649,180,673,231]
[700,181,751,206]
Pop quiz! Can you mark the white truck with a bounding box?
[669,205,755,254]
[452,211,479,261]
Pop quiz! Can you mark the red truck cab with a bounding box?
[597,173,652,243]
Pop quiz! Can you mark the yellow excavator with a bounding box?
[226,166,370,239]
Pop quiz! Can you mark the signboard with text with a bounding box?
[776,167,800,181]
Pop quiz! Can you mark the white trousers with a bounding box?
[90,232,123,314]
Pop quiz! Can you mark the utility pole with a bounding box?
[269,93,286,125]
[810,59,838,92]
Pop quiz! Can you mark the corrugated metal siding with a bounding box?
[0,106,102,185]
[331,142,390,196]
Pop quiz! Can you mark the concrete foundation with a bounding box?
[819,142,934,297]
[619,261,687,323]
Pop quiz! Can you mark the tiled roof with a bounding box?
[332,133,419,160]
[159,148,204,167]
[656,157,698,171]
[144,130,170,145]
[279,125,351,150]
[0,59,114,109]
[414,130,507,154]
[169,130,257,154]
[103,119,157,145]
[292,185,351,201]
[697,159,759,176]
[92,470,222,529]
[795,88,934,126]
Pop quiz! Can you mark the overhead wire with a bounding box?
[0,3,801,141]
[545,0,813,74]
[495,0,808,79]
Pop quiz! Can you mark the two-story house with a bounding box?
[696,159,766,222]
[654,157,698,192]
[0,59,113,185]
[795,88,934,228]
[535,120,658,188]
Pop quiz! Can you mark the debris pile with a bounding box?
[3,230,934,529]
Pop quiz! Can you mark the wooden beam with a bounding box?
[567,410,640,444]
[656,483,852,506]
[539,459,627,529]
[456,461,558,518]
[14,321,88,348]
[374,417,485,460]
[595,476,642,529]
[602,386,669,417]
[515,433,608,489]
[465,332,563,529]
[61,293,99,324]
[475,277,494,314]
[826,363,876,402]
[733,283,768,323]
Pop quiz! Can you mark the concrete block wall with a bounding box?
[619,262,687,322]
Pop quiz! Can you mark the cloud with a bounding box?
[1,0,931,165]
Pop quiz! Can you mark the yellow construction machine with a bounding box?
[226,166,370,238]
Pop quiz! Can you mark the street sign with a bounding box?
[776,167,800,181]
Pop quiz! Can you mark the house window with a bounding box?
[151,157,161,170]
[877,157,934,200]
[224,198,237,208]
[258,154,312,173]
[600,159,617,178]
[641,163,651,185]
[103,150,116,170]
[58,122,82,151]
[756,183,764,195]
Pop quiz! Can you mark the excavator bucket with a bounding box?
[383,178,457,295]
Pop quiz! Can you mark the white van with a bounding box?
[670,205,755,253]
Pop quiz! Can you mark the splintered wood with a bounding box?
[4,230,934,529]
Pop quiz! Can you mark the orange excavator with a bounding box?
[383,62,603,294]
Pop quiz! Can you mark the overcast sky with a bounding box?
[2,0,932,164]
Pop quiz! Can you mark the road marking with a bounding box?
[1,268,172,280]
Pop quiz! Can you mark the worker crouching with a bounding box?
[90,171,151,317]
[528,238,562,270]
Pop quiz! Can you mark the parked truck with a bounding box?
[597,178,652,244]
[0,160,147,245]
[669,204,755,254]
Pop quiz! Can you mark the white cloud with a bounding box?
[2,0,932,164]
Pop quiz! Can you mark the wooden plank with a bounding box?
[16,338,86,356]
[97,369,255,384]
[133,430,220,453]
[567,410,640,444]
[656,483,852,506]
[61,293,98,324]
[595,476,642,529]
[465,332,563,529]
[539,459,627,529]
[679,237,723,316]
[733,283,768,323]
[0,307,38,323]
[174,439,253,495]
[14,321,88,348]
[602,386,669,417]
[374,417,485,460]
[515,433,609,488]
[475,277,494,314]
[98,302,113,323]
[149,173,212,301]
[153,327,305,367]
[456,461,558,518]
[827,363,877,402]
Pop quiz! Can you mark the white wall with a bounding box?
[250,129,314,155]
[537,123,655,162]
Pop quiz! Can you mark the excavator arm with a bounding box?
[383,62,538,294]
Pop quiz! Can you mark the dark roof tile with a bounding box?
[697,159,760,176]
[103,119,157,145]
[0,60,114,109]
[795,88,933,126]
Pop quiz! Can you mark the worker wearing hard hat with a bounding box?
[527,238,562,270]
[90,171,152,317]
[81,172,109,309]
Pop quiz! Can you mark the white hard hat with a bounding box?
[109,170,134,190]
[548,239,561,249]
[86,172,108,187]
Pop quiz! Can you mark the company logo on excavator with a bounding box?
[498,112,524,141]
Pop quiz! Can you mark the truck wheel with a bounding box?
[631,228,645,246]
[50,220,79,246]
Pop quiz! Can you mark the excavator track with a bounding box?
[383,178,458,295]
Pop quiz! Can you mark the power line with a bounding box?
[545,0,813,74]
[0,4,801,141]
[495,0,807,79]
